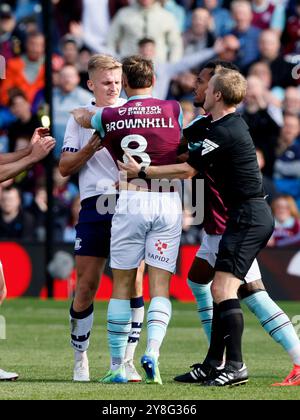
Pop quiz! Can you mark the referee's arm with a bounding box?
[118,153,198,180]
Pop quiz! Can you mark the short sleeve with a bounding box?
[91,109,105,137]
[62,116,80,152]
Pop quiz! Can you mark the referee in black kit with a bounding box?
[118,67,275,387]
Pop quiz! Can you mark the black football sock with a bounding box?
[219,299,244,370]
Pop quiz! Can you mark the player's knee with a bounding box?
[75,281,97,304]
[210,282,224,302]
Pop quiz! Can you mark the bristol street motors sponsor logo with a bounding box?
[148,240,169,263]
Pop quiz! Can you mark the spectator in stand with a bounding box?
[217,34,240,63]
[283,0,300,54]
[183,8,215,55]
[60,35,80,67]
[137,37,222,99]
[160,0,186,33]
[107,0,183,62]
[274,114,300,206]
[0,31,45,106]
[7,89,40,152]
[0,185,35,240]
[203,0,234,37]
[257,29,296,88]
[108,0,130,18]
[0,3,22,59]
[268,195,300,247]
[79,0,112,54]
[63,194,81,242]
[241,75,283,176]
[256,147,279,205]
[27,185,47,241]
[53,0,83,39]
[53,64,93,158]
[248,61,284,106]
[251,0,286,34]
[230,0,261,72]
[283,87,300,116]
[78,46,93,91]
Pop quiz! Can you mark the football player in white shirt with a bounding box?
[59,55,144,382]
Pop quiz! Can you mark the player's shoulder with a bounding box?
[212,113,245,134]
[185,114,208,129]
[112,97,127,108]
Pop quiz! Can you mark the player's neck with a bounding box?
[125,87,152,98]
[211,105,236,122]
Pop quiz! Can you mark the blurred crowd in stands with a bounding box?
[0,0,300,246]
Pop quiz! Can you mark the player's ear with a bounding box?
[215,91,222,101]
[152,75,156,87]
[87,79,94,92]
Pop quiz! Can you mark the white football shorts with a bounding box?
[110,190,182,273]
[196,230,261,283]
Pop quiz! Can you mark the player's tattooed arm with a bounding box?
[71,108,95,128]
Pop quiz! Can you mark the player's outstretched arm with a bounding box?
[0,128,50,165]
[0,134,55,182]
[59,133,102,176]
[71,108,95,129]
[117,153,198,180]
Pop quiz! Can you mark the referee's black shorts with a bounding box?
[215,198,274,281]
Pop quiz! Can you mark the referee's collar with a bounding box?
[211,111,237,124]
[127,94,152,101]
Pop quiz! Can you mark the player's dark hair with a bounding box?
[201,60,240,77]
[122,55,154,89]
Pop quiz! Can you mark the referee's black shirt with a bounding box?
[186,112,264,209]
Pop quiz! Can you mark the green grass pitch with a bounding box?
[0,298,299,400]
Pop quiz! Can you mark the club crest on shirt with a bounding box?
[74,238,82,251]
[118,108,127,116]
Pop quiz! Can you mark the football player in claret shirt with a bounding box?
[72,55,183,384]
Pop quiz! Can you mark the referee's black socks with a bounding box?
[219,299,244,369]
